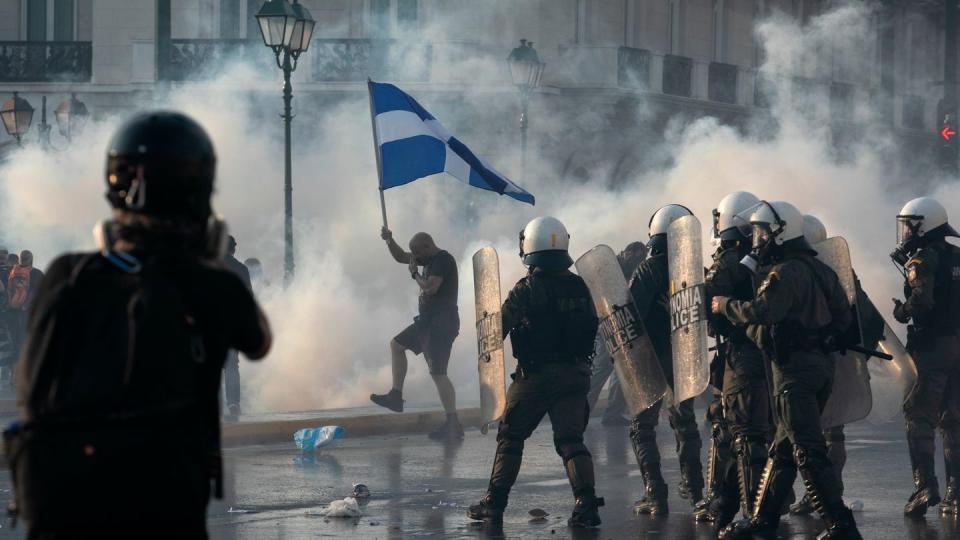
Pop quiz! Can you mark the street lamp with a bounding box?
[55,93,89,142]
[507,40,544,181]
[0,92,34,146]
[256,0,315,287]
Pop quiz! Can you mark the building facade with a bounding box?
[0,0,952,177]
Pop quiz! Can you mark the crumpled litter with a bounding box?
[352,483,371,499]
[432,501,459,509]
[322,497,361,518]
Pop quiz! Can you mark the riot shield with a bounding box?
[667,215,710,404]
[820,352,872,428]
[867,321,918,425]
[813,236,871,426]
[575,245,668,415]
[473,247,506,435]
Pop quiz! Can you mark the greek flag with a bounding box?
[367,80,535,205]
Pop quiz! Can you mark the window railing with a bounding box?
[708,62,738,104]
[311,39,432,82]
[617,47,650,89]
[0,41,92,82]
[160,39,274,81]
[662,54,692,98]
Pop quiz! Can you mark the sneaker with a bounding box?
[428,419,464,441]
[223,403,241,421]
[370,389,404,413]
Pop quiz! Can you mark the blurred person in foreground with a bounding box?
[6,111,271,539]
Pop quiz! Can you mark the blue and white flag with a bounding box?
[367,80,535,205]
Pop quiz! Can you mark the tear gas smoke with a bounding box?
[0,1,953,413]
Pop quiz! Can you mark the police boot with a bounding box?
[467,492,506,521]
[904,473,941,518]
[676,430,705,503]
[568,493,604,528]
[939,478,958,515]
[633,464,669,515]
[718,457,795,540]
[794,457,862,539]
[735,435,767,516]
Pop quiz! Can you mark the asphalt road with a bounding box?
[0,417,955,539]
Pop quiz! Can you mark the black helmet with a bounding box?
[105,111,216,221]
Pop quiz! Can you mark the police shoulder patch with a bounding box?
[757,271,779,296]
[907,266,919,284]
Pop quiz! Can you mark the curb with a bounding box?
[222,408,484,447]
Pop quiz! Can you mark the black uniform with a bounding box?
[717,249,859,538]
[628,253,704,507]
[481,268,599,513]
[896,239,960,510]
[701,245,770,521]
[222,254,252,411]
[11,249,268,538]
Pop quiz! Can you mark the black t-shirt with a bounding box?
[419,249,458,316]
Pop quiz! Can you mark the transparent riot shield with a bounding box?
[473,247,506,435]
[576,245,667,415]
[667,215,710,404]
[867,321,918,425]
[813,236,872,426]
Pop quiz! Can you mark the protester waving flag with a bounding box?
[367,80,535,225]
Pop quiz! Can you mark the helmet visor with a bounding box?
[751,223,774,251]
[896,214,922,248]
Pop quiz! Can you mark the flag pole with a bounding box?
[367,79,388,229]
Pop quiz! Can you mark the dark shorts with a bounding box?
[394,313,459,375]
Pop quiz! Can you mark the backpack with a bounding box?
[5,253,219,528]
[7,266,31,310]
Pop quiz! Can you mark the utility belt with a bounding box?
[769,323,841,365]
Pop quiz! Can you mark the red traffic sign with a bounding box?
[942,125,957,141]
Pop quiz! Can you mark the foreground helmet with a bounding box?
[803,214,827,245]
[105,111,216,221]
[895,197,958,255]
[713,191,760,242]
[519,216,573,270]
[741,200,810,263]
[647,204,693,254]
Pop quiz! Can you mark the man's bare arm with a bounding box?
[416,275,443,295]
[381,228,412,264]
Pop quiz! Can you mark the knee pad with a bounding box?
[554,436,590,462]
[792,444,827,471]
[496,434,525,456]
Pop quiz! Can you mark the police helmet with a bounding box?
[519,216,573,270]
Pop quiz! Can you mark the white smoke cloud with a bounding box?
[0,1,949,413]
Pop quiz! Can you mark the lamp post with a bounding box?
[256,0,315,287]
[507,39,544,182]
[0,92,35,146]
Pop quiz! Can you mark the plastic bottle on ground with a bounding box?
[294,426,345,450]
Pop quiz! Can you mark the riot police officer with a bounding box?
[629,204,705,515]
[10,111,272,538]
[467,217,603,527]
[790,214,884,516]
[891,197,960,517]
[695,192,770,529]
[713,201,861,539]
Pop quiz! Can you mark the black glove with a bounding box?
[893,298,910,324]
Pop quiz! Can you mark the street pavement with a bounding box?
[0,416,955,538]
